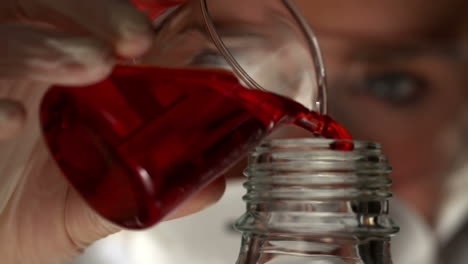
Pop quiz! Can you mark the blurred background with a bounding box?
[73,0,467,263]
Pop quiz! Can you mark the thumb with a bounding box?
[64,187,120,252]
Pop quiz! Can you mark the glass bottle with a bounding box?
[235,138,399,264]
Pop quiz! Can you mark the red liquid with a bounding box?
[40,65,351,229]
[129,0,182,20]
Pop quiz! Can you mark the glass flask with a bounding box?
[235,138,399,264]
[39,0,334,229]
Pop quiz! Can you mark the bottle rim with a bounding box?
[254,138,380,152]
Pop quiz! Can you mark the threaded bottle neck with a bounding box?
[235,139,399,264]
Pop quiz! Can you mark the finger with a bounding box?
[0,24,114,85]
[65,185,121,252]
[13,0,181,58]
[164,177,227,221]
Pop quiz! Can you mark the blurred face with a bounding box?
[294,0,468,219]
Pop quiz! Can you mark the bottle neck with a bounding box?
[236,235,393,264]
[234,139,399,264]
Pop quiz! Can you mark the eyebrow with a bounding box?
[355,43,464,62]
[318,28,467,63]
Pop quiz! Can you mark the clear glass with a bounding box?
[140,0,327,111]
[235,138,399,264]
[39,0,327,229]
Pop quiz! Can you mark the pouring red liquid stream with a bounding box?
[40,65,352,229]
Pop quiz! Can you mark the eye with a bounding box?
[355,71,428,107]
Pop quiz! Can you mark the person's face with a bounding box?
[295,0,468,202]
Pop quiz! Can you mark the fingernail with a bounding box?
[0,99,26,140]
[116,16,154,58]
